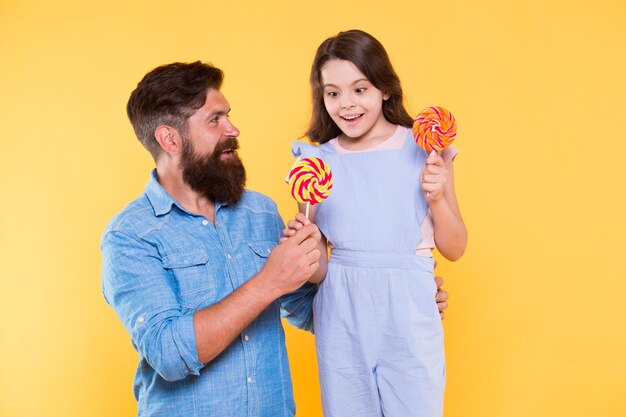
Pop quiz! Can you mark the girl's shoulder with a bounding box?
[291,140,336,159]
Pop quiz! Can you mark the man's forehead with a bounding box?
[205,88,230,107]
[193,88,230,118]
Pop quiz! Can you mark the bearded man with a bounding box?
[101,61,449,417]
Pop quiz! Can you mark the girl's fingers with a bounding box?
[423,174,443,184]
[424,164,444,175]
[421,183,441,198]
[295,212,311,225]
[420,166,428,184]
[287,220,303,230]
[426,151,444,167]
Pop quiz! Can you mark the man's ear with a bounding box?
[155,125,183,156]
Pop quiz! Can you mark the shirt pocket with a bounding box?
[162,250,215,310]
[247,241,275,272]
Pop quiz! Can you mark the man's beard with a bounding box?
[180,136,246,205]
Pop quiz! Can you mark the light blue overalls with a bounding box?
[292,128,445,417]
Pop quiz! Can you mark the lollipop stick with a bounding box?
[305,202,310,219]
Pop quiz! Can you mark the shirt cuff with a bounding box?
[173,312,204,376]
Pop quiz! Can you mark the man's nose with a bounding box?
[224,119,240,137]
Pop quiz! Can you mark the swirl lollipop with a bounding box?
[288,157,333,218]
[413,106,457,153]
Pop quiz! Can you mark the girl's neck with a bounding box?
[337,120,397,151]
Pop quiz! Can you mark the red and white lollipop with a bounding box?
[288,157,333,218]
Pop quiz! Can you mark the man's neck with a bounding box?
[155,166,216,223]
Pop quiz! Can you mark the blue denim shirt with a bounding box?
[101,170,316,417]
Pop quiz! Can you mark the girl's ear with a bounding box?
[383,92,391,101]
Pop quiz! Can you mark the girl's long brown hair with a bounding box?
[305,30,413,144]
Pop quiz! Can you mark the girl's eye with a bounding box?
[355,87,366,94]
[326,91,338,97]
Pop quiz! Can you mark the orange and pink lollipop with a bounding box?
[413,106,457,153]
[288,157,333,218]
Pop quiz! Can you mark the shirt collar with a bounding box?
[145,169,178,216]
[144,169,228,217]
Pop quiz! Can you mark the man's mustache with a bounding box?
[213,137,240,155]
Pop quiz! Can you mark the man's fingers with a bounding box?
[435,288,449,302]
[434,276,444,288]
[306,261,320,278]
[298,236,319,253]
[305,248,321,265]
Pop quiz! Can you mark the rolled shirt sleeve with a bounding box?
[102,230,204,382]
[280,283,317,332]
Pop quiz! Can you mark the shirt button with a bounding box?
[247,377,252,384]
[137,317,144,323]
[244,334,249,341]
[202,220,209,226]
[227,254,232,260]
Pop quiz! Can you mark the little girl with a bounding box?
[286,30,467,417]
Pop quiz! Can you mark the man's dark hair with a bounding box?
[127,61,224,159]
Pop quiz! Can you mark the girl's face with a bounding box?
[320,59,392,144]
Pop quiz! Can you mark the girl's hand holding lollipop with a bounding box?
[413,106,457,200]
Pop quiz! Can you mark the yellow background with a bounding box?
[1,0,625,416]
